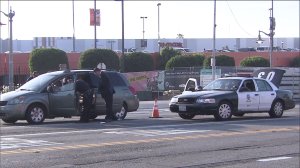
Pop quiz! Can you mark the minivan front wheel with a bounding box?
[26,104,46,124]
[114,104,128,120]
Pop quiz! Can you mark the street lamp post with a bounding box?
[140,16,147,40]
[256,0,275,68]
[157,3,161,53]
[211,0,217,80]
[1,8,15,91]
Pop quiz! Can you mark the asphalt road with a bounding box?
[0,101,299,168]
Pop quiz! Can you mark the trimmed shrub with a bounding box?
[289,56,300,67]
[165,54,205,69]
[159,47,181,70]
[123,52,154,72]
[240,56,270,67]
[203,55,235,67]
[79,49,120,70]
[29,48,69,74]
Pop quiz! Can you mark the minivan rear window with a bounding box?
[107,73,127,86]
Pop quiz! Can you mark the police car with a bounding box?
[169,69,296,121]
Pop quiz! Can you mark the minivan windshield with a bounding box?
[18,74,58,92]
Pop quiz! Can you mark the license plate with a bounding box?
[179,105,186,111]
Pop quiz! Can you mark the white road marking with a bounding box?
[1,137,63,150]
[257,156,292,162]
[105,129,210,137]
[0,117,296,139]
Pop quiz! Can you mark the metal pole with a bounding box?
[94,0,97,49]
[72,0,75,52]
[212,0,216,80]
[269,0,274,68]
[121,0,125,72]
[140,17,147,40]
[157,3,161,53]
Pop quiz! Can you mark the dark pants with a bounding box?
[81,91,93,121]
[103,94,113,119]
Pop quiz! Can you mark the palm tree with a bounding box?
[177,33,184,39]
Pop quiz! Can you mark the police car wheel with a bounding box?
[114,104,128,120]
[2,118,18,124]
[25,104,46,124]
[178,113,195,119]
[214,101,233,121]
[269,100,284,118]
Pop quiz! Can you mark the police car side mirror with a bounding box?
[196,86,203,91]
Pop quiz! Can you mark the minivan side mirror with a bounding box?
[47,85,54,93]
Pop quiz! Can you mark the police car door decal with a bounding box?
[237,80,259,111]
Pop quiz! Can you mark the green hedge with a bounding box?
[203,55,235,67]
[165,54,205,69]
[289,56,300,67]
[240,56,270,67]
[79,49,120,70]
[29,48,69,74]
[122,52,154,72]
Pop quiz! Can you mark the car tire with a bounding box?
[214,101,233,121]
[269,100,284,118]
[178,113,195,119]
[2,118,18,124]
[233,113,245,117]
[114,103,128,120]
[25,104,46,124]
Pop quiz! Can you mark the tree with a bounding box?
[29,48,69,74]
[289,56,300,67]
[203,55,235,67]
[165,54,205,69]
[159,47,181,70]
[240,56,270,67]
[79,49,120,70]
[122,52,154,72]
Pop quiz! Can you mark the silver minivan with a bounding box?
[0,70,139,124]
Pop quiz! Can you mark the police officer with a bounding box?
[75,73,92,122]
[98,69,115,122]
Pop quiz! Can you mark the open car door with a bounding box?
[183,78,201,94]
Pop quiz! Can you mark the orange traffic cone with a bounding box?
[150,98,161,118]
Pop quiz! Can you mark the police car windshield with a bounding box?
[18,73,58,92]
[203,79,242,91]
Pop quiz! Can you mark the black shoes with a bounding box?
[105,115,116,122]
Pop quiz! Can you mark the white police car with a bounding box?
[169,69,295,120]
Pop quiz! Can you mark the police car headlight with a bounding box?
[7,96,26,105]
[169,97,178,105]
[196,98,215,104]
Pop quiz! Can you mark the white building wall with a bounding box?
[1,37,298,53]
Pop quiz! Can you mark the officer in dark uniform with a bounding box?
[98,69,115,122]
[75,73,93,122]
